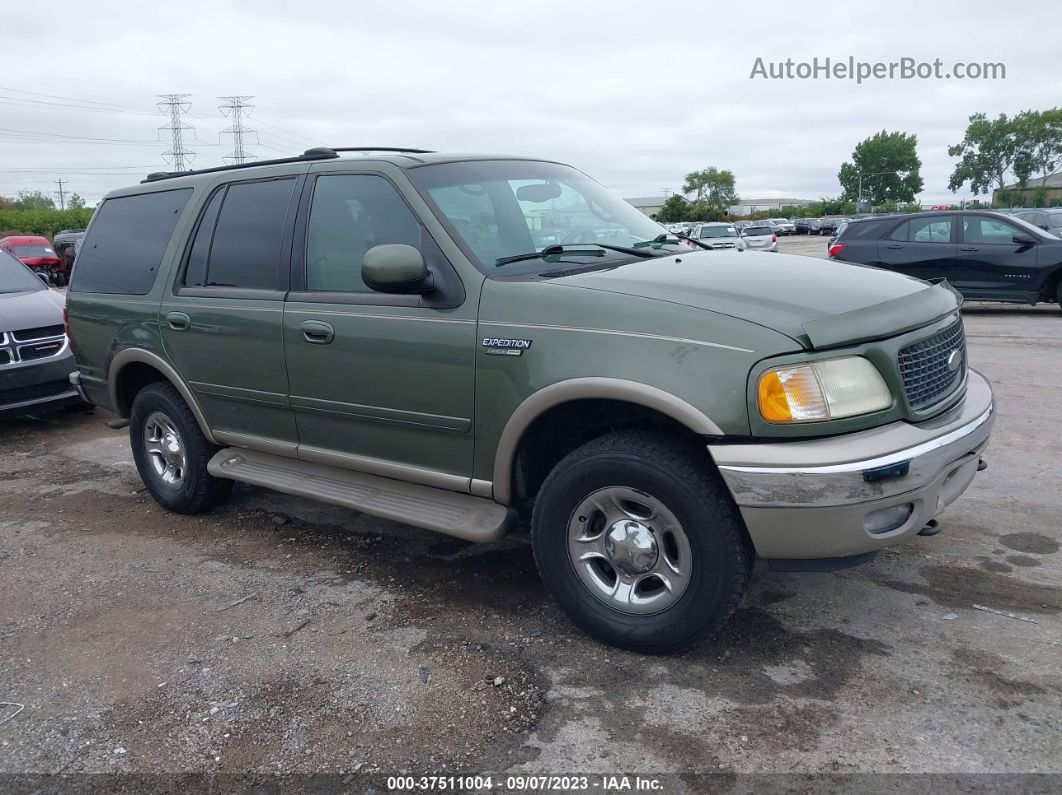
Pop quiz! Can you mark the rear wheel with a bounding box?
[531,432,752,653]
[129,382,232,514]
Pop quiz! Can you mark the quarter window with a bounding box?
[70,188,192,295]
[191,178,296,290]
[305,175,423,293]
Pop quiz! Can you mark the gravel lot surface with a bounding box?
[1,284,1060,788]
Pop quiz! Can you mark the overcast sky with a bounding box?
[3,0,1060,207]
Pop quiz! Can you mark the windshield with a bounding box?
[0,248,46,293]
[410,160,685,272]
[699,225,736,238]
[12,244,57,259]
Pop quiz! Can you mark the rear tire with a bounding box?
[531,432,752,653]
[129,382,233,514]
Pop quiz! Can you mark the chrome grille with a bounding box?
[898,321,966,411]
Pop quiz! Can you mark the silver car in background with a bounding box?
[688,222,739,249]
[736,224,778,252]
[766,217,795,235]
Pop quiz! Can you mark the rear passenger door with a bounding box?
[160,172,304,451]
[282,170,477,488]
[876,215,957,281]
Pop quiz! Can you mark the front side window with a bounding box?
[411,160,680,273]
[963,217,1018,245]
[199,178,296,289]
[305,175,423,293]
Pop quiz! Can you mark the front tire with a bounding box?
[531,432,752,653]
[129,382,232,514]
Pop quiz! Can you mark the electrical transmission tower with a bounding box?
[218,96,259,164]
[157,93,195,171]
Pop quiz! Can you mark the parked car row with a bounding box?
[686,223,779,252]
[0,229,84,286]
[829,210,1062,309]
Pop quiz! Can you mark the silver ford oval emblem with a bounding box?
[946,349,962,371]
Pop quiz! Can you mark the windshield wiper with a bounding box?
[495,245,606,267]
[591,243,658,258]
[633,233,685,248]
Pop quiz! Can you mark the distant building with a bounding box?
[993,172,1062,206]
[624,196,667,217]
[728,197,813,215]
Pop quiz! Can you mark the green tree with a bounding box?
[682,167,739,213]
[13,190,56,211]
[67,193,87,210]
[655,194,691,223]
[1012,108,1062,189]
[947,113,1020,197]
[838,130,923,205]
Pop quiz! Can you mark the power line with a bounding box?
[157,93,195,171]
[218,96,257,164]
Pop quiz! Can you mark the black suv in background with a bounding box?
[829,211,1062,309]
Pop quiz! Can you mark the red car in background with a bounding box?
[0,235,67,286]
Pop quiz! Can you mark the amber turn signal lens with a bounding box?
[758,370,793,422]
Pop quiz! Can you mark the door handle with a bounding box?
[299,320,335,344]
[166,312,191,331]
[884,244,902,249]
[959,247,979,252]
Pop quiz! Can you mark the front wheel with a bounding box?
[531,432,752,653]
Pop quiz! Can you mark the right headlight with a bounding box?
[757,356,892,423]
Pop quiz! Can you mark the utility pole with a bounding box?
[54,178,67,210]
[157,93,195,171]
[218,96,258,164]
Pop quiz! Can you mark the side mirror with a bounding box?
[362,244,434,294]
[1012,233,1036,247]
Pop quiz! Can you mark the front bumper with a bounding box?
[0,349,81,414]
[709,369,994,559]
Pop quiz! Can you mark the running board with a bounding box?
[207,448,513,543]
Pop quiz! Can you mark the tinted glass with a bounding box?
[0,248,45,293]
[183,188,225,288]
[306,175,423,293]
[70,188,191,295]
[206,178,295,289]
[744,226,772,236]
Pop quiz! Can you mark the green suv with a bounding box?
[66,148,994,652]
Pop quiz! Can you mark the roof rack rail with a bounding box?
[141,148,340,183]
[326,147,435,154]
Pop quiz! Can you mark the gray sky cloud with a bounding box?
[2,0,1060,205]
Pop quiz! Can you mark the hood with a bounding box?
[0,288,65,333]
[19,256,62,266]
[550,251,960,349]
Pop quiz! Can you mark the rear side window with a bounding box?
[186,177,296,290]
[70,188,191,294]
[841,220,887,239]
[889,217,952,243]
